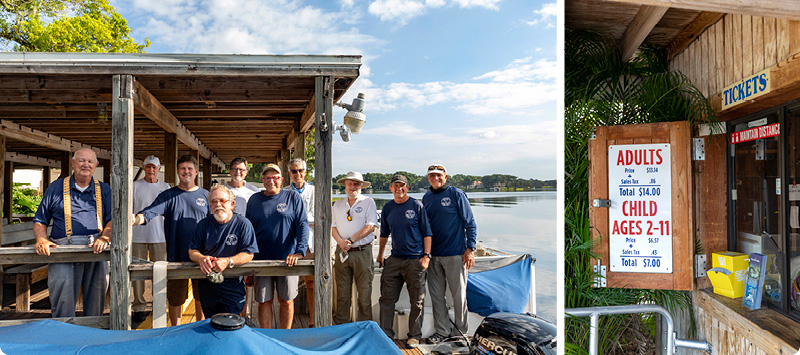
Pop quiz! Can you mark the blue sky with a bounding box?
[112,0,557,180]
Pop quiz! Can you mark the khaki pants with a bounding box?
[333,245,374,323]
[131,243,167,312]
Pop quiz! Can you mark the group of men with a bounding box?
[34,150,310,329]
[32,149,477,348]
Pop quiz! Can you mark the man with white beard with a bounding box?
[189,185,258,318]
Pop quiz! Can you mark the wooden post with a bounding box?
[102,159,111,183]
[42,167,51,192]
[59,151,70,180]
[294,131,306,160]
[192,150,201,187]
[313,75,334,327]
[110,74,134,330]
[202,157,211,189]
[280,147,290,187]
[164,133,177,186]
[3,161,10,225]
[0,135,4,230]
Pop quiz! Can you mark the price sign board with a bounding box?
[608,144,672,273]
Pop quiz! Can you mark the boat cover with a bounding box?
[467,254,532,316]
[0,319,401,355]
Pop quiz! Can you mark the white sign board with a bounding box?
[608,144,673,273]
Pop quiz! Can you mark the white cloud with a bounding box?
[526,2,556,28]
[359,56,557,116]
[124,0,380,55]
[367,0,500,25]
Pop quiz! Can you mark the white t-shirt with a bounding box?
[226,182,261,215]
[132,179,171,244]
[332,194,378,248]
[284,183,315,252]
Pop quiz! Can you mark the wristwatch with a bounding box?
[228,257,235,268]
[423,253,432,259]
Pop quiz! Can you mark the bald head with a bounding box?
[71,148,99,186]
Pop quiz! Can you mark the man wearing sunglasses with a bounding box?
[421,164,477,344]
[331,171,378,325]
[282,158,317,325]
[246,163,309,329]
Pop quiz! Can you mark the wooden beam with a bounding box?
[0,315,109,328]
[42,166,50,191]
[299,94,316,133]
[0,120,112,160]
[164,133,177,186]
[110,74,134,330]
[191,150,200,187]
[5,152,60,168]
[202,156,211,189]
[58,151,69,179]
[280,147,290,188]
[620,5,669,62]
[132,82,225,170]
[0,136,4,228]
[294,130,306,161]
[0,246,108,264]
[606,0,800,20]
[313,76,334,327]
[129,260,314,280]
[666,12,726,61]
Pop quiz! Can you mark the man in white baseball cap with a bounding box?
[131,155,171,322]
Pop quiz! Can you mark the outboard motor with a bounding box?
[470,312,556,355]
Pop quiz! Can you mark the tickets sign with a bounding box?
[608,144,672,273]
[730,123,780,144]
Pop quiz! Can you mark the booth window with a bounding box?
[728,104,800,319]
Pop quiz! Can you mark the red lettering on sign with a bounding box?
[616,149,664,166]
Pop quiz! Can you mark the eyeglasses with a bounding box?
[230,168,247,173]
[210,199,230,205]
[263,176,281,181]
[346,209,352,221]
[428,165,445,172]
[290,169,305,174]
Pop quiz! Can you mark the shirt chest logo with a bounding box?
[196,198,207,207]
[354,206,363,213]
[405,210,415,219]
[225,234,238,246]
[441,197,452,207]
[277,203,288,213]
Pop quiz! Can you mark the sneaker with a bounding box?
[425,333,448,344]
[406,338,420,349]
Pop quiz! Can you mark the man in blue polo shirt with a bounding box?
[133,154,210,325]
[377,174,432,349]
[246,163,308,329]
[33,148,112,318]
[189,185,258,318]
[422,164,477,344]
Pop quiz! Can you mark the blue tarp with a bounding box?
[0,319,402,355]
[467,254,532,316]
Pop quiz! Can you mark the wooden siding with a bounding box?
[670,14,800,99]
[694,290,799,354]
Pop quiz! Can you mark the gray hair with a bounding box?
[209,184,235,203]
[289,158,307,170]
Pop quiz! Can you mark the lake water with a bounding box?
[334,190,557,323]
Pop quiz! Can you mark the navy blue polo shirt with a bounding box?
[33,176,112,238]
[380,197,432,259]
[139,186,210,262]
[423,185,478,256]
[189,213,259,258]
[245,190,308,261]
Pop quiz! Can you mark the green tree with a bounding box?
[0,0,149,52]
[564,29,715,354]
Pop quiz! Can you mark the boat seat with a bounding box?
[4,264,48,311]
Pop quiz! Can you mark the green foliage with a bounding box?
[333,171,555,192]
[243,129,316,182]
[565,29,714,354]
[11,183,41,217]
[0,0,149,52]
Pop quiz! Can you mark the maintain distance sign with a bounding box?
[608,144,672,273]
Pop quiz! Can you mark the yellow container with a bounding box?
[707,251,749,298]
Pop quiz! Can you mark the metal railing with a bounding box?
[566,304,712,355]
